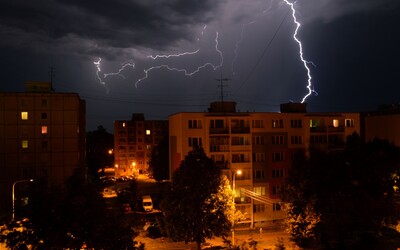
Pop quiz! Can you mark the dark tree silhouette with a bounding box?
[86,125,114,179]
[149,135,169,182]
[282,134,400,249]
[0,170,144,250]
[161,146,231,250]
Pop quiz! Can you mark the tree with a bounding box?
[86,125,114,178]
[149,135,169,181]
[282,134,400,249]
[0,170,144,250]
[161,146,231,250]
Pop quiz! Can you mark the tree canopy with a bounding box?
[282,134,400,249]
[149,134,169,182]
[161,146,231,250]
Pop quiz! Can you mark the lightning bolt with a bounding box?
[103,60,135,79]
[93,58,135,93]
[147,50,200,60]
[93,58,109,92]
[283,0,317,103]
[232,21,255,75]
[231,1,273,75]
[134,31,223,87]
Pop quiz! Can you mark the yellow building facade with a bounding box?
[169,101,360,227]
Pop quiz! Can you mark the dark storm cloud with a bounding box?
[0,0,219,58]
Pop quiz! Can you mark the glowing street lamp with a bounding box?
[232,170,242,246]
[12,179,33,220]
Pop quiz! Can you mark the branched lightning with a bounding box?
[147,50,200,60]
[283,0,317,103]
[93,58,135,92]
[134,31,223,87]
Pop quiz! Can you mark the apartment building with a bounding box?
[114,114,168,176]
[169,101,360,227]
[362,104,400,147]
[0,82,86,213]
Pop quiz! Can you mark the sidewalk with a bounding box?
[136,227,299,250]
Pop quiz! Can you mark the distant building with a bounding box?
[169,101,360,227]
[363,104,400,146]
[0,82,86,214]
[114,114,168,176]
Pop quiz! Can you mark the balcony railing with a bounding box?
[231,127,250,134]
[209,145,230,152]
[209,127,229,134]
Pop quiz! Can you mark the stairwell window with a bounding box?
[21,112,28,120]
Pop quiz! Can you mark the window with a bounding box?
[41,126,48,134]
[232,136,249,145]
[272,119,283,128]
[253,186,266,195]
[252,153,265,162]
[272,135,284,145]
[253,170,265,179]
[21,112,28,120]
[146,145,151,150]
[333,119,339,127]
[290,119,302,128]
[252,120,264,128]
[210,119,224,128]
[253,136,264,145]
[273,203,281,211]
[345,119,354,127]
[188,137,202,147]
[146,129,151,135]
[290,135,303,145]
[253,204,266,213]
[272,169,284,178]
[42,98,48,106]
[42,140,48,149]
[41,112,47,119]
[272,185,281,195]
[272,152,284,161]
[22,140,28,148]
[188,119,202,129]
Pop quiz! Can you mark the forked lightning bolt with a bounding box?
[93,58,135,92]
[283,0,317,103]
[134,31,223,87]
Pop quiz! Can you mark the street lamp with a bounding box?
[12,179,33,220]
[232,170,242,246]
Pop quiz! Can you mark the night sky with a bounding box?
[1,0,399,132]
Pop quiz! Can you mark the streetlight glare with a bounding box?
[236,170,242,175]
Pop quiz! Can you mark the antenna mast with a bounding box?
[215,77,230,103]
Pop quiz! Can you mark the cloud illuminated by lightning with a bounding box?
[134,31,223,87]
[283,0,317,103]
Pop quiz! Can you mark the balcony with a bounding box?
[209,127,229,134]
[310,126,345,133]
[231,127,250,134]
[209,145,230,152]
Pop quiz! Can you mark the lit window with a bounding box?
[146,129,151,135]
[21,112,28,120]
[22,140,28,148]
[41,126,48,134]
[333,119,339,128]
[122,122,126,128]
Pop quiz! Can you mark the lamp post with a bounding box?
[232,170,242,246]
[12,179,33,220]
